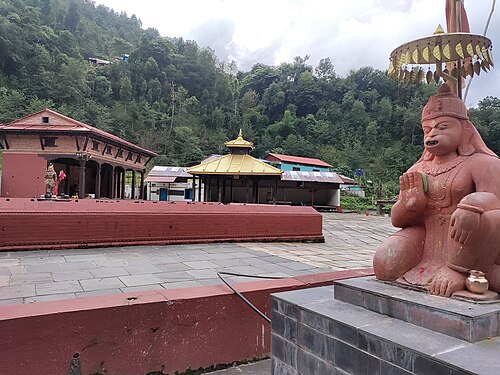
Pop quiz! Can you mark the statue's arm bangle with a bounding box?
[456,203,485,214]
[446,262,471,275]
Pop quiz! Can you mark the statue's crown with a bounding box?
[422,84,469,121]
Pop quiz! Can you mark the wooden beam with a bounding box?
[145,156,153,166]
[3,135,8,149]
[101,142,109,156]
[126,151,133,161]
[39,135,45,150]
[75,136,80,151]
[82,136,89,151]
[114,147,122,159]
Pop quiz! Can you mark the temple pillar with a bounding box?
[111,167,117,198]
[204,177,210,202]
[192,176,196,202]
[254,179,259,203]
[217,178,222,202]
[131,170,136,200]
[65,163,70,195]
[245,179,250,203]
[78,159,86,199]
[121,170,126,199]
[95,163,101,199]
[198,176,202,202]
[222,178,226,203]
[139,170,145,200]
[230,178,234,203]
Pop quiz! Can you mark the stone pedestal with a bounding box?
[271,277,500,375]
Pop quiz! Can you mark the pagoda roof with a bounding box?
[0,109,157,157]
[224,129,254,149]
[187,154,282,176]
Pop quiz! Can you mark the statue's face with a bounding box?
[422,116,462,156]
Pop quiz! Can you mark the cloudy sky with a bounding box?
[96,0,499,107]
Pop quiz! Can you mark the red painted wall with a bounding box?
[1,153,46,198]
[0,199,324,251]
[0,270,372,375]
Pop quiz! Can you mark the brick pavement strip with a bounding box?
[0,213,396,305]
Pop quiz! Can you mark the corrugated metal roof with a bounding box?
[339,175,355,184]
[147,166,191,177]
[144,176,177,183]
[282,171,344,183]
[187,154,282,176]
[265,153,332,168]
[0,109,157,156]
[145,166,191,182]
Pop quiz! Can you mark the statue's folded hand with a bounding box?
[450,208,481,244]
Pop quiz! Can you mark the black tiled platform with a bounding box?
[335,277,500,342]
[271,285,500,375]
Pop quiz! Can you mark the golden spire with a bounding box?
[434,24,445,34]
[224,129,254,150]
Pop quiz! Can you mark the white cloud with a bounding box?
[96,0,499,106]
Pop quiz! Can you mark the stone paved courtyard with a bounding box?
[0,212,396,306]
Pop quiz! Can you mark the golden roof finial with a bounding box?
[224,129,254,150]
[434,24,445,34]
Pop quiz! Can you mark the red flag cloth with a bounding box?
[58,170,67,182]
[446,0,470,33]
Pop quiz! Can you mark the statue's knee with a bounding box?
[373,228,425,281]
[488,264,500,293]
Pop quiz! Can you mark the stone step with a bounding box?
[334,276,500,342]
[272,286,500,375]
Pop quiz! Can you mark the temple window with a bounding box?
[106,146,112,155]
[43,137,57,147]
[42,116,49,124]
[91,141,99,151]
[117,149,124,158]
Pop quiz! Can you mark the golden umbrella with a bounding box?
[388,28,493,98]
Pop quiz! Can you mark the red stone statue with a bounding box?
[373,84,500,297]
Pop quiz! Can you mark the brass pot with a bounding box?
[465,270,489,294]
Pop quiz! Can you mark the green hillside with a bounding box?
[1,0,499,198]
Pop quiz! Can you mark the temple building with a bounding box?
[182,131,343,209]
[187,130,283,204]
[0,109,157,199]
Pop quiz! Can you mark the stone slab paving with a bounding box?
[0,213,397,306]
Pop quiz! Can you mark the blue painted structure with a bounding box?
[278,163,329,172]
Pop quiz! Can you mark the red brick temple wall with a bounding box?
[0,199,324,251]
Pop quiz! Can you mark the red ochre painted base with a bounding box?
[0,198,324,251]
[0,269,373,375]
